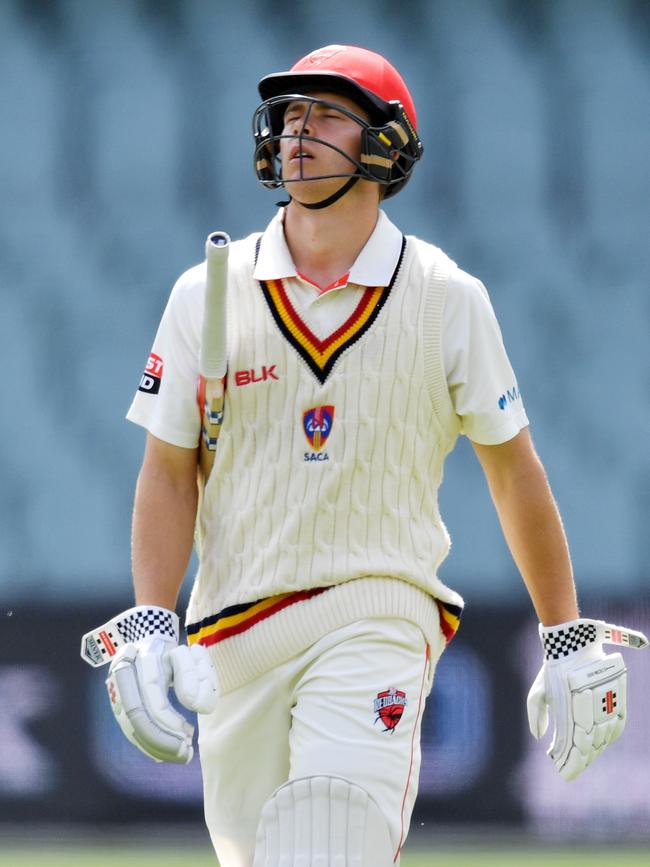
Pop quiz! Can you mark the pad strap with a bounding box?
[80,605,179,667]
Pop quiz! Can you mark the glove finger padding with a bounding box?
[548,652,627,781]
[528,618,646,782]
[107,641,195,764]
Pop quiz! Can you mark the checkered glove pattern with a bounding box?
[80,605,179,667]
[527,617,647,781]
[118,607,178,643]
[80,605,219,764]
[541,621,598,660]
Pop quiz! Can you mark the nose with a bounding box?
[291,116,312,137]
[285,102,316,138]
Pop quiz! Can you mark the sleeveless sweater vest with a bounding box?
[187,232,464,692]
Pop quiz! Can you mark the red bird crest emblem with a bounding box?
[374,687,407,733]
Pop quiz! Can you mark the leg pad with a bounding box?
[253,775,394,866]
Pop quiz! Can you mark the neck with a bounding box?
[283,183,380,288]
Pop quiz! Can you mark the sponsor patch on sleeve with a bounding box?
[138,352,164,394]
[497,385,521,410]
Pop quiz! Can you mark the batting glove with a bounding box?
[527,618,647,781]
[81,605,219,764]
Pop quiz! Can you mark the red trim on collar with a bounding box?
[297,269,351,295]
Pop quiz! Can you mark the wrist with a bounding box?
[538,618,598,662]
[538,617,648,663]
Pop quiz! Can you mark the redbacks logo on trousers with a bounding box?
[303,405,334,462]
[138,352,164,394]
[374,688,408,733]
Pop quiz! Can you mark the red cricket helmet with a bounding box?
[258,44,419,131]
[254,44,423,203]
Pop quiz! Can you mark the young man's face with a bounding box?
[279,91,370,200]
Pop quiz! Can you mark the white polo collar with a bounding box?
[253,208,404,288]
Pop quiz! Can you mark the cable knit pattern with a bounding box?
[187,234,464,691]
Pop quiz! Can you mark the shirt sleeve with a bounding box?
[126,264,205,448]
[442,268,528,445]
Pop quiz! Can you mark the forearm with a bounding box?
[488,453,578,625]
[131,447,199,611]
[473,430,579,626]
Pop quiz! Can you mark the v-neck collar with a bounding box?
[256,236,406,384]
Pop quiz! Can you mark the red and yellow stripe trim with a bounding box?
[188,590,462,650]
[437,599,462,644]
[186,587,328,648]
[257,236,405,384]
[265,278,383,372]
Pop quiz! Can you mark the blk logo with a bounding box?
[234,365,279,387]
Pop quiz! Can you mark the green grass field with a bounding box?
[2,848,650,866]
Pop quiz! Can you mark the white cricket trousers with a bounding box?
[198,617,445,867]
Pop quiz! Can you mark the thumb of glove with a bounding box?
[167,644,219,715]
[527,664,550,739]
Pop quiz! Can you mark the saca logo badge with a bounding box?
[303,405,334,462]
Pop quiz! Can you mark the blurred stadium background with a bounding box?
[1,0,649,863]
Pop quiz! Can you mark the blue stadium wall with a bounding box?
[1,0,648,602]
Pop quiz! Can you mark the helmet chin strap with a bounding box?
[276,175,360,210]
[298,176,360,209]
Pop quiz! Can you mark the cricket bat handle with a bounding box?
[198,231,230,484]
[200,231,230,379]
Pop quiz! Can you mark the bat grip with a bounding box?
[201,230,230,379]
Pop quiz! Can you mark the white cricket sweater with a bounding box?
[184,231,465,692]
